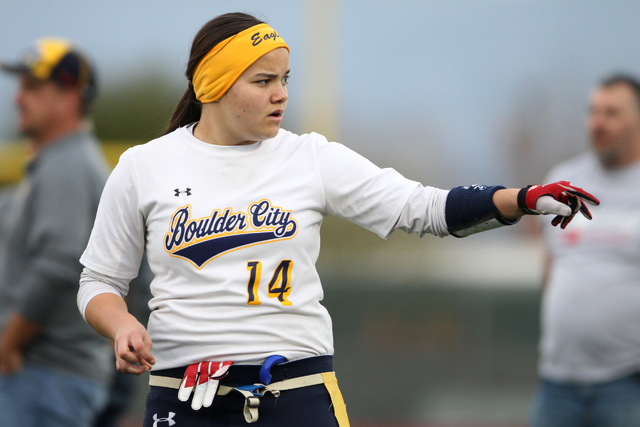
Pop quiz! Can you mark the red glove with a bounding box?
[178,361,233,410]
[518,181,600,229]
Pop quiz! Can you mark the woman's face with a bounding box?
[215,47,290,145]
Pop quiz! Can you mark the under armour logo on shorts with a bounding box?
[153,412,176,426]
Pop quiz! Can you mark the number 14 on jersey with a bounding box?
[246,260,293,306]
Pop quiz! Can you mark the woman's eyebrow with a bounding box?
[253,73,278,79]
[253,70,290,78]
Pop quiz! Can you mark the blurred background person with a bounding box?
[530,74,640,427]
[0,37,113,427]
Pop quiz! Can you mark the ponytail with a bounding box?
[164,85,201,135]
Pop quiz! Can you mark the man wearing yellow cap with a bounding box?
[0,38,112,426]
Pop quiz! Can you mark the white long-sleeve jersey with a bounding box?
[78,126,448,370]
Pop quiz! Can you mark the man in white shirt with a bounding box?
[531,74,640,427]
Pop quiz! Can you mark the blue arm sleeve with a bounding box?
[445,185,519,238]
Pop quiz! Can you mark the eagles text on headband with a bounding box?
[192,24,289,103]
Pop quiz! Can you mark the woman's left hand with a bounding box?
[518,181,600,228]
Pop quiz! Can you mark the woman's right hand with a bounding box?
[113,318,155,375]
[85,292,156,375]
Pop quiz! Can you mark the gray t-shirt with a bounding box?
[539,151,640,384]
[0,130,113,384]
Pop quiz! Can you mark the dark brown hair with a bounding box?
[600,73,640,110]
[164,12,265,135]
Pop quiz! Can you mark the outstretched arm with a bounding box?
[446,181,599,238]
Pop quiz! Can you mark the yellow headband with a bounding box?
[192,23,289,103]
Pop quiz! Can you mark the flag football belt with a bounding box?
[150,372,328,423]
[148,355,349,425]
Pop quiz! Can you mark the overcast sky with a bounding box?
[2,0,639,186]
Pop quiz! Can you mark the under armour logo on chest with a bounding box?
[153,412,176,426]
[174,188,191,197]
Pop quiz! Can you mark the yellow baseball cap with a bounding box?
[1,37,97,101]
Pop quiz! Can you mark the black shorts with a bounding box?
[143,355,348,427]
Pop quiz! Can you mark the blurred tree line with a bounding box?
[93,71,183,142]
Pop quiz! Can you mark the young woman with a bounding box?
[77,12,599,427]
